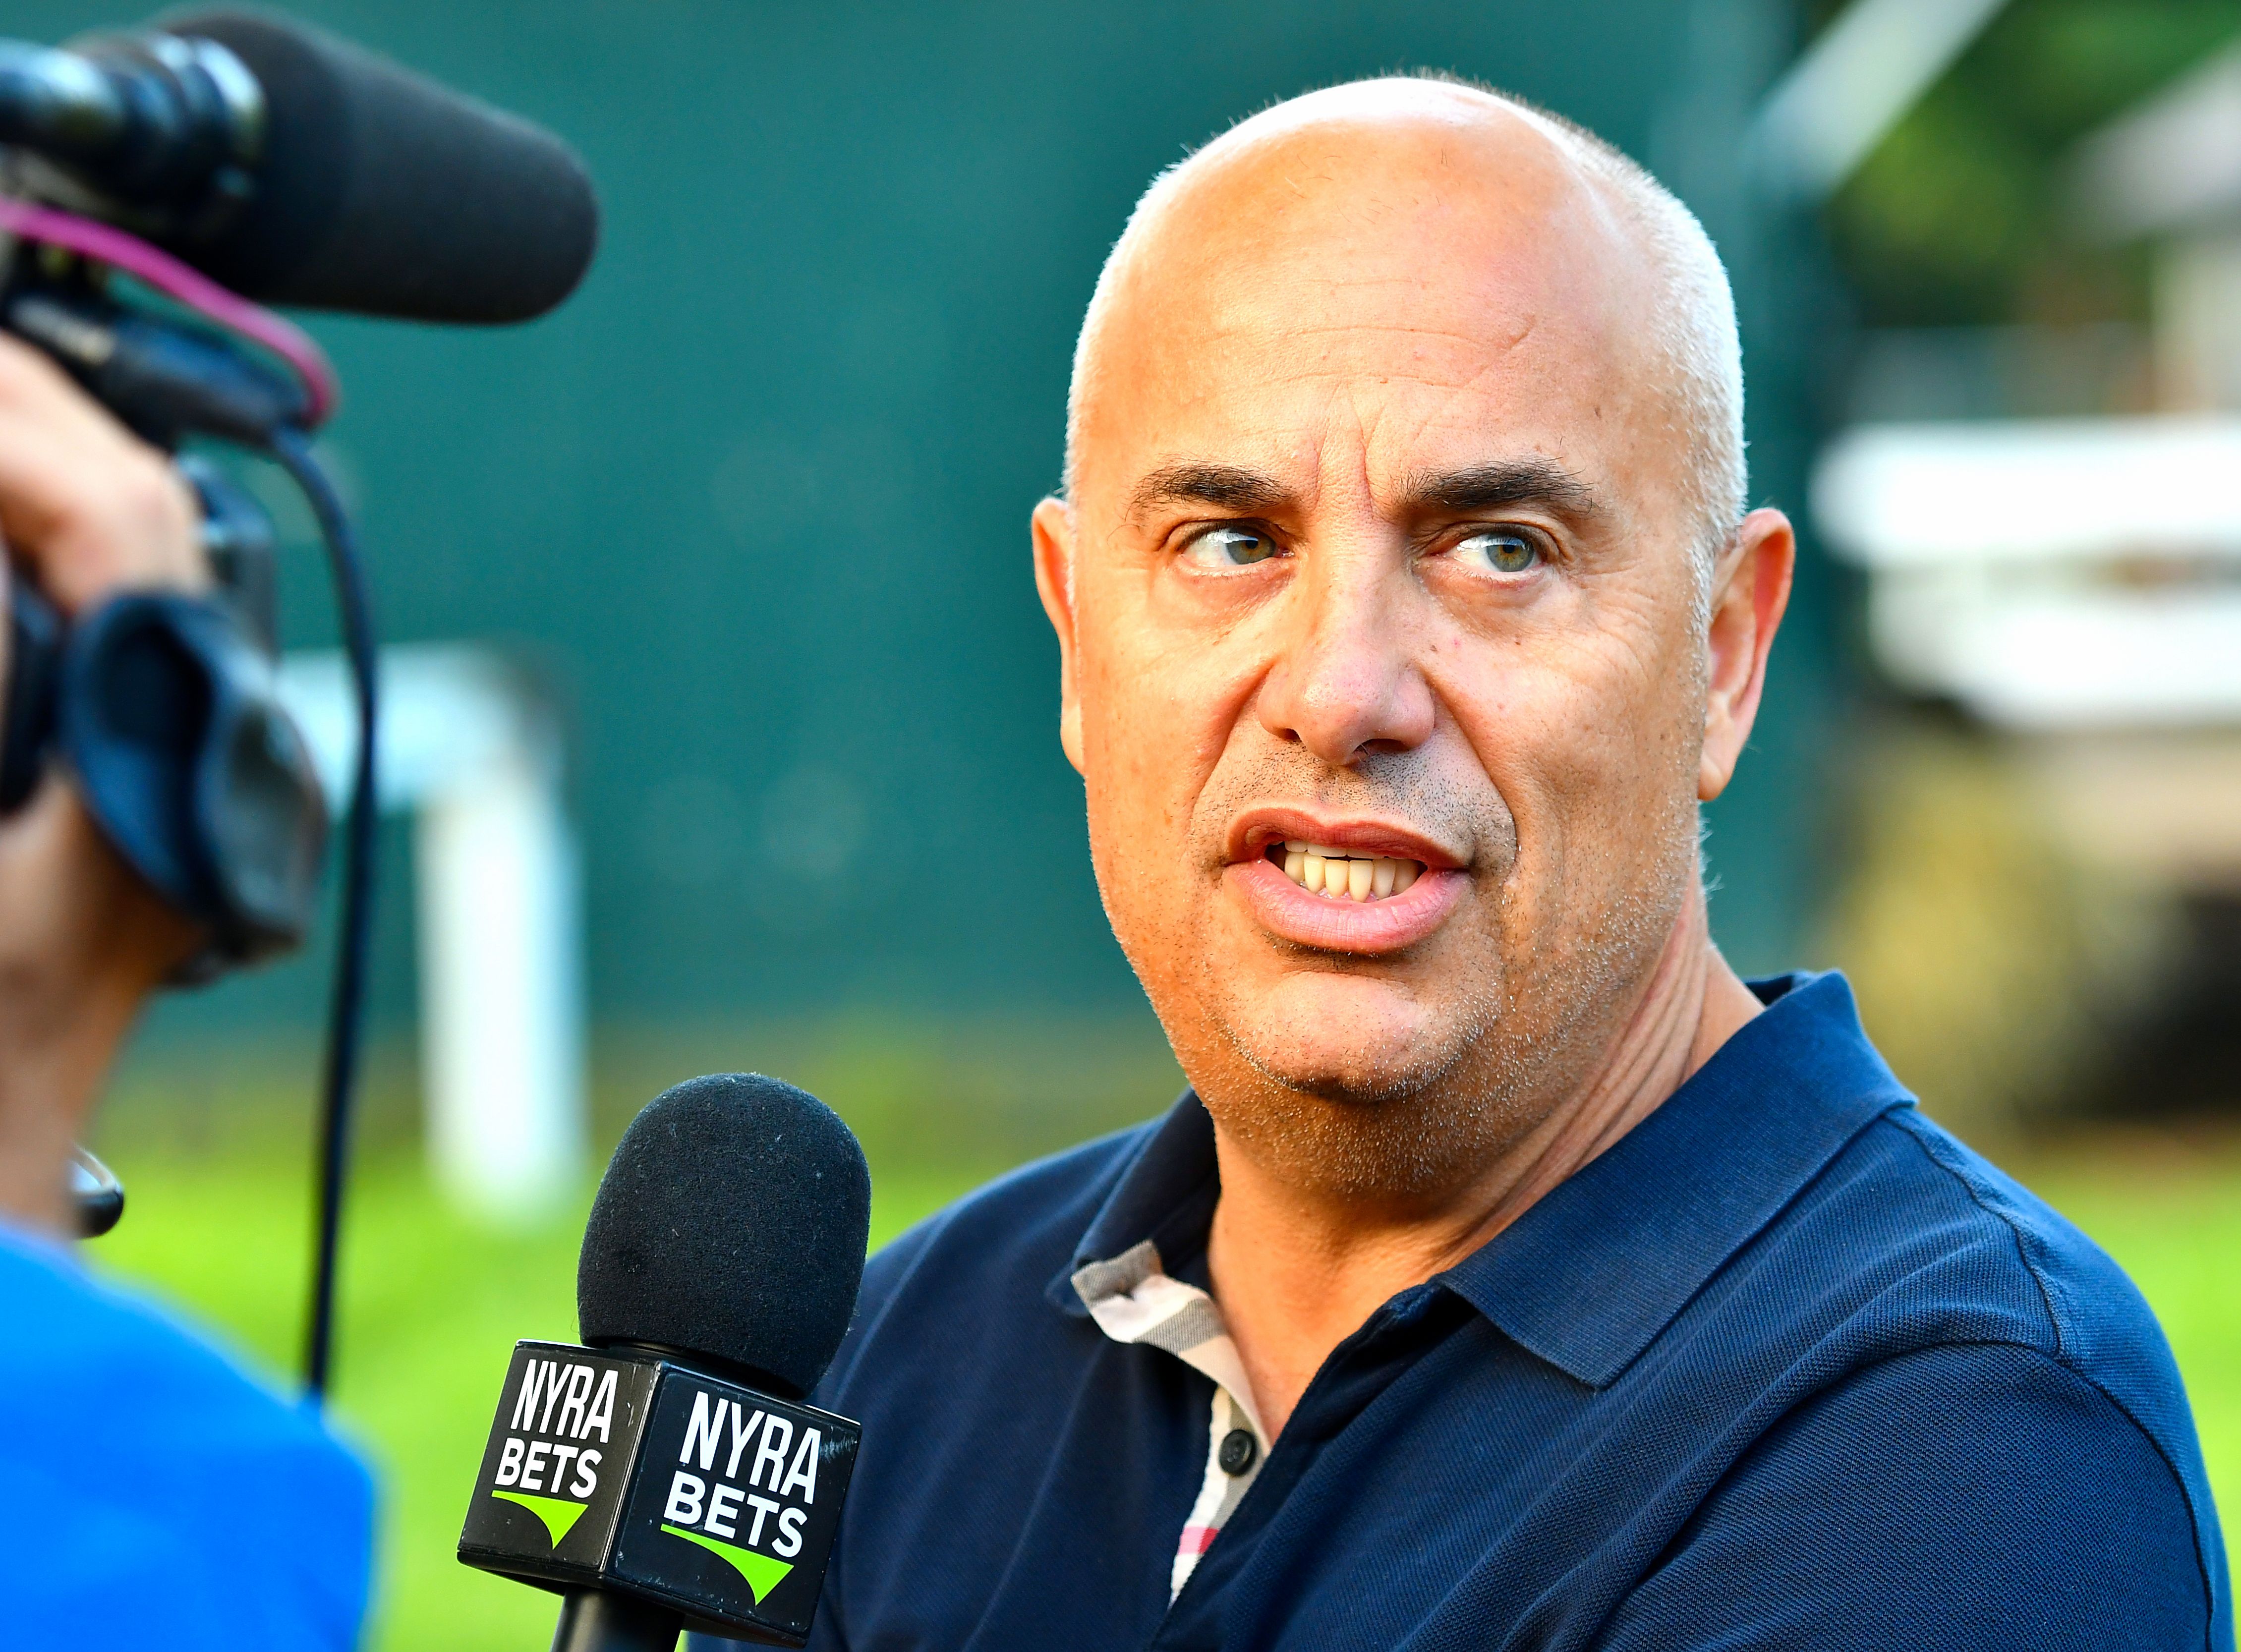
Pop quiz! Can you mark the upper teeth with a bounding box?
[1278,841,1423,901]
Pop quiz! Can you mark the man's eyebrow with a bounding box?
[1124,462,1290,524]
[1404,459,1601,521]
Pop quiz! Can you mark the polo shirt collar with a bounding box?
[1047,971,1915,1388]
[1443,971,1915,1387]
[1047,1090,1220,1316]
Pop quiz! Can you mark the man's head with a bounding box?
[1032,78,1792,1207]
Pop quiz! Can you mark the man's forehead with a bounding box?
[1116,98,1619,328]
[1074,88,1654,510]
[1164,77,1591,216]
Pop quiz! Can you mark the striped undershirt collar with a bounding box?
[1072,1238,1269,1599]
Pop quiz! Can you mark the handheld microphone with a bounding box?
[0,8,598,323]
[460,1076,874,1651]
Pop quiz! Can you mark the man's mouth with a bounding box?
[1266,841,1426,902]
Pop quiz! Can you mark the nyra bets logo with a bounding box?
[490,1355,619,1546]
[658,1390,825,1603]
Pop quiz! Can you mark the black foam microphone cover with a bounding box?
[578,1075,872,1401]
[159,9,599,323]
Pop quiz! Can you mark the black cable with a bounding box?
[263,427,378,1402]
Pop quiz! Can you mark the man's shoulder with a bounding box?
[1798,1105,2208,1512]
[0,1227,373,1645]
[1634,1107,2232,1648]
[1833,1107,2172,1371]
[1693,977,2182,1415]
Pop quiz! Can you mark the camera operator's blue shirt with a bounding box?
[0,1223,373,1648]
[797,973,2230,1652]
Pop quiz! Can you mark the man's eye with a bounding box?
[1182,526,1280,570]
[1451,530,1543,575]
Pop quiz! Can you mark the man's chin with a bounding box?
[1213,980,1475,1106]
[1203,1019,1512,1200]
[1176,963,1532,1197]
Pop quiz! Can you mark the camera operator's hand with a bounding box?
[0,333,209,1237]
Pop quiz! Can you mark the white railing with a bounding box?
[1814,416,2241,730]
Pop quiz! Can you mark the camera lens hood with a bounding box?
[58,590,327,974]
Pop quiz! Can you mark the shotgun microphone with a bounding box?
[0,8,598,322]
[459,1075,873,1651]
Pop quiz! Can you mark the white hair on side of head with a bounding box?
[1514,90,1748,600]
[1062,76,1748,610]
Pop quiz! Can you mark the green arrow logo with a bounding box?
[661,1524,795,1602]
[492,1490,590,1547]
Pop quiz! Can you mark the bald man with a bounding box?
[796,80,2228,1651]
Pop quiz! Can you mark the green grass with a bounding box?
[84,1126,2241,1649]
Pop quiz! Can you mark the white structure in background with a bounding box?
[2071,43,2241,412]
[1749,0,2011,202]
[1816,420,2241,730]
[279,646,585,1222]
[1814,51,2241,886]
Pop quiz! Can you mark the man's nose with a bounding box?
[1255,552,1435,767]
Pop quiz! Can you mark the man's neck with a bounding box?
[1204,888,1760,1440]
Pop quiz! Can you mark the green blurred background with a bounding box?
[14,0,2239,1643]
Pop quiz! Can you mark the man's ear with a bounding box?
[1031,496,1086,775]
[1699,507,1794,802]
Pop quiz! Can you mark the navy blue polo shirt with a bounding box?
[800,973,2231,1650]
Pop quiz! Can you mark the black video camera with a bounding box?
[0,10,595,1373]
[0,7,593,976]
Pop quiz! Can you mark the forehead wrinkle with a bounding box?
[1294,353,1606,532]
[1212,321,1530,349]
[1115,209,1620,450]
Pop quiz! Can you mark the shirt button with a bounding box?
[1218,1428,1258,1476]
